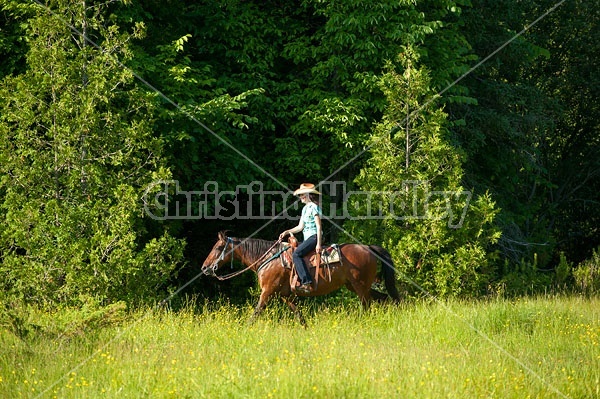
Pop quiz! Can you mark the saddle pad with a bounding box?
[321,244,341,264]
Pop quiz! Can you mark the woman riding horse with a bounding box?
[278,183,323,294]
[201,229,400,324]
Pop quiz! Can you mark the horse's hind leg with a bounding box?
[281,296,307,327]
[370,288,389,303]
[345,281,372,309]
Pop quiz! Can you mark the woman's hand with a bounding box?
[278,231,288,240]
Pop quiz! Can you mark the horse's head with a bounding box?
[201,231,235,276]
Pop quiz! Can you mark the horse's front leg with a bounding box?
[249,287,275,323]
[281,296,307,327]
[250,266,288,323]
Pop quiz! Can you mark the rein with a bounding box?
[211,237,283,281]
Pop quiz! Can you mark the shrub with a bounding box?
[573,248,600,295]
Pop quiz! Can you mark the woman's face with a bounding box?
[299,194,309,203]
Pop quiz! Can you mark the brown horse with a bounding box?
[201,231,399,324]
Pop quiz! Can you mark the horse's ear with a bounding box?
[218,230,231,241]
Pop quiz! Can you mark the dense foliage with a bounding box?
[0,0,185,309]
[0,0,598,313]
[346,50,501,297]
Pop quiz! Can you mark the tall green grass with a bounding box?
[2,295,599,398]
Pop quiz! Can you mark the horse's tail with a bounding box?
[369,245,400,302]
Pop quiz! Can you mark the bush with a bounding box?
[573,248,600,295]
[555,251,573,286]
[493,255,553,297]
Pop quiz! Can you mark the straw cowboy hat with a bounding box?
[293,183,321,196]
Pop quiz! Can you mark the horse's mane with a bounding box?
[220,231,277,262]
[238,237,278,261]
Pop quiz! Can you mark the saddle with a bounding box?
[286,235,342,291]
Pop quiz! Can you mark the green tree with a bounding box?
[530,0,600,264]
[347,49,500,297]
[0,0,28,78]
[450,0,560,270]
[453,0,599,278]
[129,0,475,187]
[0,0,184,308]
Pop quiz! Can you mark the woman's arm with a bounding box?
[279,221,304,240]
[314,215,322,252]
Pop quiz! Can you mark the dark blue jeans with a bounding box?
[292,234,317,285]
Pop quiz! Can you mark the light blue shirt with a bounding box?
[301,202,322,240]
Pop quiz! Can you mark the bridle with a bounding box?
[205,237,236,277]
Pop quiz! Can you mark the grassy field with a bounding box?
[1,295,599,398]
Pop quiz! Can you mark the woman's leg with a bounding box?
[292,235,317,285]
